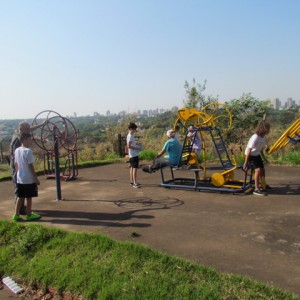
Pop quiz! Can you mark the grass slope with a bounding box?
[0,221,298,300]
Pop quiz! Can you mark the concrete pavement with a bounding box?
[1,163,300,297]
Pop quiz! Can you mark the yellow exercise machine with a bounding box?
[160,103,253,193]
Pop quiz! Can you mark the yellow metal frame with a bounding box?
[268,118,300,154]
[173,103,249,189]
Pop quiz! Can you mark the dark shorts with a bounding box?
[16,183,38,198]
[249,155,264,169]
[129,156,139,168]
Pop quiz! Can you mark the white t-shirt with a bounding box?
[14,146,35,184]
[126,133,140,158]
[245,134,266,156]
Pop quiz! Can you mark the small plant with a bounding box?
[103,152,120,160]
[282,151,300,165]
[139,149,157,161]
[95,142,114,160]
[78,145,96,161]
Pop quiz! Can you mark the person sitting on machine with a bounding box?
[187,125,202,158]
[142,129,182,173]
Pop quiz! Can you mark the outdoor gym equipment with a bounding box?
[160,104,253,193]
[175,102,232,135]
[32,110,79,200]
[267,118,300,154]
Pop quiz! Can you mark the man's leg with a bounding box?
[26,198,32,216]
[254,167,261,191]
[129,167,134,183]
[25,198,41,220]
[13,175,27,215]
[12,197,25,221]
[253,167,267,196]
[132,167,138,184]
[15,197,25,216]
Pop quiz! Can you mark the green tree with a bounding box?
[183,79,206,109]
[183,79,219,109]
[225,93,271,144]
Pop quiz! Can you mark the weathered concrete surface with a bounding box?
[1,163,299,297]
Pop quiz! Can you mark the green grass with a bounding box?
[270,151,300,165]
[139,149,157,161]
[0,220,298,300]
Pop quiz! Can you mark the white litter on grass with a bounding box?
[2,276,24,294]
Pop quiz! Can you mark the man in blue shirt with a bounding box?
[143,129,182,173]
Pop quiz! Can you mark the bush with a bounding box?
[139,149,157,161]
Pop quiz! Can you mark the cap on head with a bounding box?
[19,121,31,135]
[167,129,175,138]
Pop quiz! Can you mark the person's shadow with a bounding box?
[266,184,300,196]
[37,196,184,228]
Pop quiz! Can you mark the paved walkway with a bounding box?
[1,163,300,297]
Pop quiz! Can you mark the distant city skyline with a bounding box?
[271,97,299,110]
[81,96,300,118]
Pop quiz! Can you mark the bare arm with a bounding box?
[243,148,251,170]
[14,162,19,173]
[260,148,268,163]
[30,120,47,132]
[156,149,166,158]
[29,163,40,185]
[128,140,141,151]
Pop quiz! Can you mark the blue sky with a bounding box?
[0,0,299,119]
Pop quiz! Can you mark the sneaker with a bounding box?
[253,189,267,196]
[12,214,21,221]
[25,213,41,221]
[142,165,153,173]
[132,183,141,188]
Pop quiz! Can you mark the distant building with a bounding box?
[286,98,296,109]
[118,110,126,117]
[271,98,281,109]
[270,98,299,110]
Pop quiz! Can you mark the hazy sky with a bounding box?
[1,0,299,119]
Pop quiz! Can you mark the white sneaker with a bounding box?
[132,183,141,188]
[253,189,267,196]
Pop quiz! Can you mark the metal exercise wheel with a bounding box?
[31,110,79,200]
[32,110,78,158]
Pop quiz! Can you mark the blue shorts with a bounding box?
[249,155,264,169]
[16,183,38,198]
[129,156,139,168]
